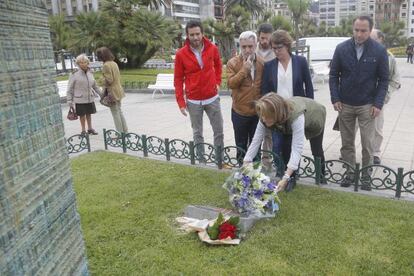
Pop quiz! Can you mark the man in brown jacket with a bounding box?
[227,31,264,163]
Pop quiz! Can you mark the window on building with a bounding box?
[402,13,406,17]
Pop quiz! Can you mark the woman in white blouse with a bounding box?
[261,30,314,170]
[244,93,326,191]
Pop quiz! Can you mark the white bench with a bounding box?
[311,61,330,84]
[147,73,175,99]
[57,80,69,98]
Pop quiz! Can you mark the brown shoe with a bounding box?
[88,129,98,135]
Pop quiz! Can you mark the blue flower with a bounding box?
[236,196,249,208]
[267,181,276,191]
[242,175,251,188]
[253,189,264,199]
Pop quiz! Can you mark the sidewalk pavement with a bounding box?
[62,58,414,173]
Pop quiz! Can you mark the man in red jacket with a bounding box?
[174,20,224,163]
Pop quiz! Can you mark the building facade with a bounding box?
[45,0,99,18]
[319,0,375,27]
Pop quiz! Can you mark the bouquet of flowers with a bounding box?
[206,213,239,240]
[176,213,241,245]
[223,163,280,217]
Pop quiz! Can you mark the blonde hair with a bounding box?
[75,54,90,64]
[255,92,292,124]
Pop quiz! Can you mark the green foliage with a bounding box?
[121,9,180,67]
[270,15,293,33]
[286,0,310,40]
[71,152,414,275]
[227,216,240,226]
[380,21,406,48]
[224,0,264,16]
[203,5,250,62]
[49,0,180,68]
[48,14,73,51]
[207,213,224,240]
[71,12,117,54]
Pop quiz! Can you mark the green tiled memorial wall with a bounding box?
[0,1,88,274]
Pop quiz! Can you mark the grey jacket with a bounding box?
[67,69,101,105]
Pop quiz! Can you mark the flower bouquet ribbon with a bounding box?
[222,163,281,217]
[176,213,241,245]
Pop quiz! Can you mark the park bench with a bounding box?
[57,80,69,98]
[311,61,330,84]
[147,73,175,99]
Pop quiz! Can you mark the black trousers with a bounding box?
[282,130,326,176]
[231,109,259,163]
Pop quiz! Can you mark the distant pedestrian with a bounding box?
[406,43,413,64]
[370,29,401,165]
[174,20,224,163]
[96,47,128,133]
[227,31,264,164]
[67,54,101,136]
[329,15,389,190]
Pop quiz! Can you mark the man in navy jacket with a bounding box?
[329,15,389,189]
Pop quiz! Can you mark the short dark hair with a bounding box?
[353,15,374,30]
[96,47,114,62]
[185,20,203,35]
[257,23,273,35]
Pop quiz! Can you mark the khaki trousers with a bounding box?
[373,107,385,157]
[339,104,374,168]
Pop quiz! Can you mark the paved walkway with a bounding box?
[62,58,414,199]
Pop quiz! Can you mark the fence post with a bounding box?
[142,135,148,157]
[315,157,321,185]
[395,167,404,199]
[354,163,360,192]
[103,128,108,150]
[165,138,170,161]
[86,133,91,152]
[216,145,223,170]
[121,132,127,153]
[189,141,195,165]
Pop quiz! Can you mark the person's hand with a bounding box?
[243,55,253,71]
[276,178,289,192]
[371,106,381,118]
[216,84,220,91]
[180,107,187,116]
[333,101,343,112]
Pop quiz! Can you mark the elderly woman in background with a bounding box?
[67,54,101,135]
[96,47,128,133]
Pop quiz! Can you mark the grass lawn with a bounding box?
[72,151,414,275]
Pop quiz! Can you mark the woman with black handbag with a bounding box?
[67,54,101,135]
[96,47,128,133]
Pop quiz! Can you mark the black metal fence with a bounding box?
[66,129,414,198]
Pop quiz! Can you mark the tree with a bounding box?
[380,21,406,48]
[139,0,171,9]
[270,15,293,33]
[122,9,180,67]
[224,0,264,17]
[48,15,72,51]
[100,0,181,68]
[286,0,310,42]
[203,5,250,62]
[70,12,117,54]
[300,17,317,37]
